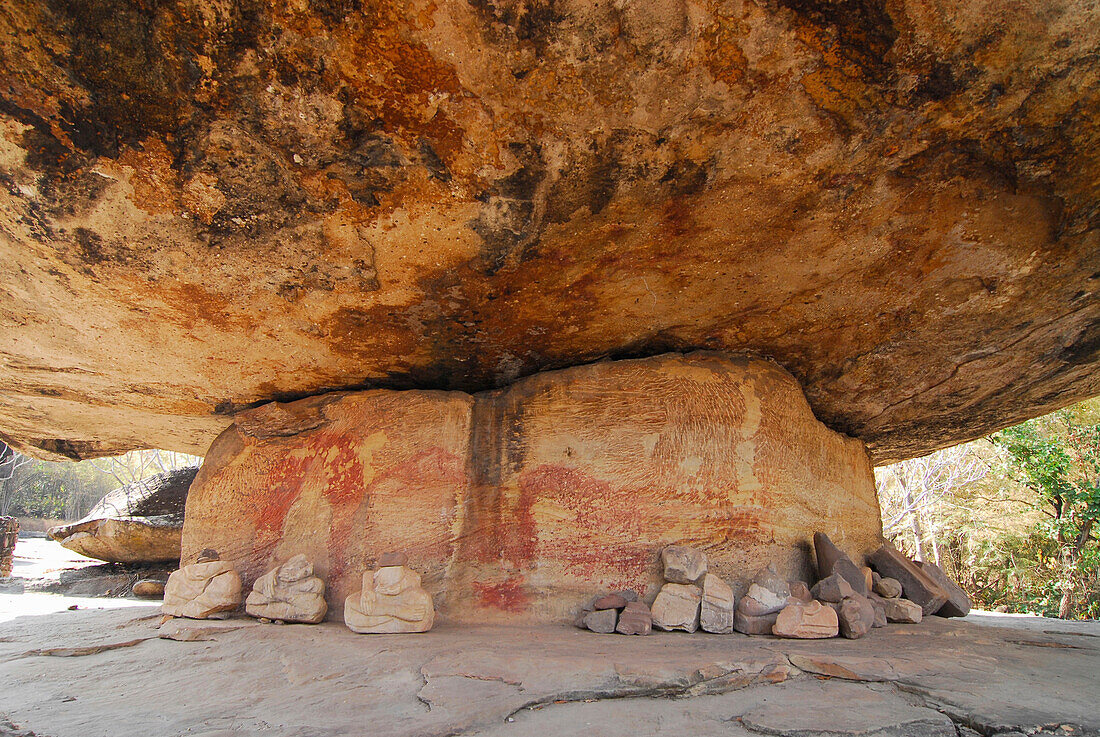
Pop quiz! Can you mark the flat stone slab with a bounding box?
[0,607,1097,736]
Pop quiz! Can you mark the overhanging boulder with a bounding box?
[1,0,1098,463]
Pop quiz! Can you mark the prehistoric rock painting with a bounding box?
[182,353,882,622]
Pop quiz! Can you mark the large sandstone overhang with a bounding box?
[1,0,1097,465]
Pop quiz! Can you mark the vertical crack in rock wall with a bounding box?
[182,352,882,622]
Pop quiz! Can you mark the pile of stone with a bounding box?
[576,536,971,641]
[576,546,737,635]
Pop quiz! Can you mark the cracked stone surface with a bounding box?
[0,607,1097,736]
[2,0,1099,465]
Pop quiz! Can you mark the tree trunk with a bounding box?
[1058,518,1095,619]
[896,474,926,562]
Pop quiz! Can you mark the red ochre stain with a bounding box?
[473,577,529,613]
[251,453,309,561]
[519,464,643,534]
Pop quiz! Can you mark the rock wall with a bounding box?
[181,353,881,622]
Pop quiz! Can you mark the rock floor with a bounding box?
[0,607,1097,737]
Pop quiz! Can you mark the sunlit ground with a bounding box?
[0,535,150,623]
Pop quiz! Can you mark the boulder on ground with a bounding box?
[584,608,618,634]
[650,582,702,632]
[699,573,735,634]
[132,579,166,598]
[813,532,868,595]
[876,595,923,624]
[812,573,855,603]
[873,577,903,599]
[245,554,327,624]
[615,601,652,636]
[772,601,838,639]
[49,468,197,564]
[661,546,708,584]
[868,543,948,615]
[915,561,972,618]
[344,565,434,634]
[835,595,876,639]
[162,558,242,619]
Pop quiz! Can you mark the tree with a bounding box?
[992,405,1100,619]
[0,441,33,517]
[875,443,989,566]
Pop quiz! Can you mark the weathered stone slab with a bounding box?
[615,601,652,636]
[651,583,702,633]
[916,561,972,618]
[772,601,838,639]
[813,532,868,595]
[181,354,883,623]
[583,608,618,634]
[868,543,948,615]
[699,573,735,634]
[661,546,708,584]
[812,573,856,604]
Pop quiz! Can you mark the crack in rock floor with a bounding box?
[0,607,1096,737]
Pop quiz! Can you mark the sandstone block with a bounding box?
[873,577,903,599]
[869,543,948,615]
[915,561,972,618]
[772,601,838,639]
[813,532,868,595]
[880,597,923,624]
[593,593,628,610]
[245,554,327,624]
[162,561,242,619]
[699,573,735,634]
[584,608,618,634]
[651,583,702,632]
[734,610,780,636]
[812,573,855,603]
[615,601,652,636]
[344,566,434,634]
[661,545,708,584]
[836,595,875,639]
[861,566,874,592]
[132,579,166,599]
[788,581,813,604]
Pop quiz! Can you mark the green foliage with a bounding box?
[988,404,1100,619]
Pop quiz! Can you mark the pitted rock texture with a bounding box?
[181,353,882,622]
[47,467,197,563]
[2,0,1099,465]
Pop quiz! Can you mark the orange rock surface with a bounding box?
[181,353,882,622]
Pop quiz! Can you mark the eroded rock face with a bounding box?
[2,0,1099,465]
[48,468,197,563]
[181,354,882,622]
